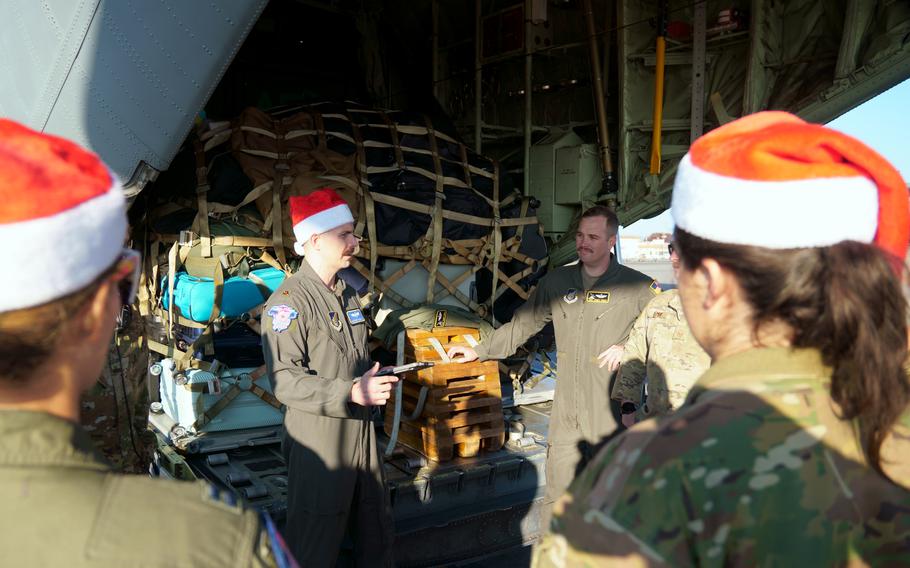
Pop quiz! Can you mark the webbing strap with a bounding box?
[350,259,414,308]
[191,366,281,430]
[312,111,328,151]
[490,161,502,325]
[205,181,280,214]
[192,139,212,258]
[271,165,289,268]
[192,385,241,430]
[379,110,405,169]
[427,338,450,362]
[368,192,537,228]
[155,234,275,249]
[424,117,444,303]
[422,259,481,311]
[166,242,179,338]
[206,264,225,325]
[146,340,213,373]
[349,117,378,293]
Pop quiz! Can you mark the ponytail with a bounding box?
[675,231,910,477]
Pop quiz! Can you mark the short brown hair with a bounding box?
[0,263,117,384]
[580,205,619,237]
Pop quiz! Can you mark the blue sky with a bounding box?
[622,77,910,237]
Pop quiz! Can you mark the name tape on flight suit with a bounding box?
[585,290,611,303]
[346,309,366,325]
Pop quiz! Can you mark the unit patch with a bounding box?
[650,280,662,295]
[585,290,611,304]
[563,288,578,304]
[434,309,448,327]
[267,305,298,333]
[346,308,366,325]
[328,311,343,331]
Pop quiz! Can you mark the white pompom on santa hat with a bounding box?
[672,111,909,262]
[0,119,126,313]
[289,188,354,255]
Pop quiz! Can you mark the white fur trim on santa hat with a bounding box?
[293,202,354,244]
[0,184,126,312]
[671,154,878,248]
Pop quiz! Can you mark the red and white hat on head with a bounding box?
[289,188,354,254]
[0,119,126,313]
[672,111,909,260]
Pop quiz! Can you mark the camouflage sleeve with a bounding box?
[474,283,553,360]
[533,423,696,567]
[612,307,650,404]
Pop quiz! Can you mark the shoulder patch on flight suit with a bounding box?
[434,309,447,327]
[585,290,611,303]
[328,311,343,331]
[650,280,662,294]
[564,288,578,304]
[267,305,298,333]
[346,308,365,325]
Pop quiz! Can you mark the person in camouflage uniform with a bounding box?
[534,112,910,566]
[0,120,289,567]
[611,242,710,426]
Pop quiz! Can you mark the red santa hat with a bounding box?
[289,188,354,252]
[672,111,909,261]
[0,119,126,312]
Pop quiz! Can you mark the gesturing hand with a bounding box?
[446,346,478,363]
[597,344,624,371]
[350,362,399,406]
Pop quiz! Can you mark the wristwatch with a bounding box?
[620,402,638,415]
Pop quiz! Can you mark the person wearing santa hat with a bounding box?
[0,119,292,566]
[534,111,910,566]
[261,188,395,566]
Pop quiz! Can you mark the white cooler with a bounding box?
[158,359,284,433]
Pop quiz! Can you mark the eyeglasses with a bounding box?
[667,243,675,255]
[112,248,141,306]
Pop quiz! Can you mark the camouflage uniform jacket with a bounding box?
[611,289,711,419]
[534,347,910,567]
[0,410,281,566]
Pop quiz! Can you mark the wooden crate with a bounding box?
[384,327,505,461]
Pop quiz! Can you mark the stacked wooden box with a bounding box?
[385,327,505,461]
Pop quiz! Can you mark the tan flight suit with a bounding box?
[473,256,656,518]
[0,410,278,567]
[262,258,392,567]
[611,289,711,420]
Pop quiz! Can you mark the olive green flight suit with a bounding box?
[0,410,278,567]
[262,258,393,567]
[473,256,656,517]
[535,348,910,567]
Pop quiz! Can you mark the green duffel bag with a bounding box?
[153,208,269,279]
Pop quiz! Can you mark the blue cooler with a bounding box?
[161,267,285,322]
[158,359,284,433]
